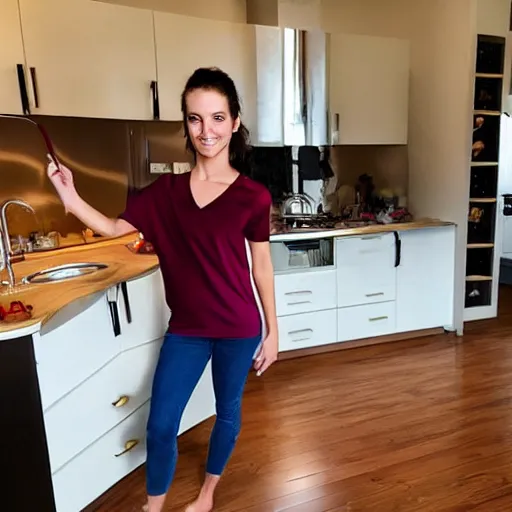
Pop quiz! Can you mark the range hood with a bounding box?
[251,25,332,147]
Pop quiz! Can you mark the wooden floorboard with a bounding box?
[84,285,512,511]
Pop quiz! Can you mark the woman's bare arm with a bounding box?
[250,240,279,375]
[67,195,136,238]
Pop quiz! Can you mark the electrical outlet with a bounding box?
[150,163,172,174]
[173,162,191,174]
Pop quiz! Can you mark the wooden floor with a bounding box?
[86,286,512,512]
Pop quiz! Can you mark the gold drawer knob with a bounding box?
[112,395,130,408]
[115,439,139,457]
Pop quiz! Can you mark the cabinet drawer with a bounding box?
[51,362,215,512]
[36,292,120,410]
[336,233,396,261]
[336,234,397,307]
[337,302,396,342]
[278,309,337,352]
[275,270,337,316]
[52,401,150,512]
[45,338,163,474]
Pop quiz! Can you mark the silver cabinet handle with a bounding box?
[288,328,313,336]
[287,300,312,306]
[369,316,388,322]
[285,290,313,295]
[366,292,384,297]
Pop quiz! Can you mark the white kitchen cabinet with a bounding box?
[18,0,157,120]
[275,269,337,316]
[154,12,257,134]
[117,268,169,351]
[329,33,410,145]
[0,0,25,114]
[278,309,337,352]
[35,291,120,411]
[336,233,397,307]
[395,226,456,333]
[44,338,163,474]
[52,401,151,512]
[338,301,396,342]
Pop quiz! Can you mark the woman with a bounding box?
[47,67,279,512]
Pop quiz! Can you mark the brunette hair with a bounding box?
[181,67,252,174]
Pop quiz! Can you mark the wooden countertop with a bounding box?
[269,218,455,242]
[0,233,159,339]
[0,218,454,339]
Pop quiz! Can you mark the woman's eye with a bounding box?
[214,116,225,122]
[187,116,199,123]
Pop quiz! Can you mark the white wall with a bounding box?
[477,0,510,36]
[405,0,477,334]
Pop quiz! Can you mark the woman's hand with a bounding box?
[46,155,79,212]
[254,331,279,376]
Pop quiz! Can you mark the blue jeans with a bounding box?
[145,333,262,496]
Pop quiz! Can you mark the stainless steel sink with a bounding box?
[22,263,108,284]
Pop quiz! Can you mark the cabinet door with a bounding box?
[0,0,26,114]
[336,233,397,307]
[329,33,409,145]
[18,0,157,120]
[154,12,257,134]
[396,227,456,333]
[117,269,169,351]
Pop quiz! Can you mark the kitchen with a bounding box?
[1,0,511,511]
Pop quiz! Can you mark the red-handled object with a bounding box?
[0,114,60,166]
[0,301,34,323]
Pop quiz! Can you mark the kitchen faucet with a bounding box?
[0,199,36,289]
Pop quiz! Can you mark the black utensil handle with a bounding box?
[16,64,30,115]
[109,301,121,337]
[150,80,160,120]
[120,281,132,324]
[393,231,401,267]
[29,67,39,108]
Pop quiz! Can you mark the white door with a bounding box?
[329,33,410,145]
[396,227,456,333]
[154,12,257,136]
[18,0,157,120]
[0,0,26,114]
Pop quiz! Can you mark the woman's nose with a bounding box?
[201,119,214,135]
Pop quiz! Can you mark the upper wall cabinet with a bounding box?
[329,33,410,145]
[0,0,26,115]
[17,0,157,120]
[153,13,258,135]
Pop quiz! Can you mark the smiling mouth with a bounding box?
[199,138,218,146]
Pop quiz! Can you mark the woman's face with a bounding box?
[185,88,240,159]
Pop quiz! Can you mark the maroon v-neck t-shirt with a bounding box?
[119,172,272,339]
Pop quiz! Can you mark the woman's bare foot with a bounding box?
[185,473,219,512]
[184,495,213,512]
[144,494,166,512]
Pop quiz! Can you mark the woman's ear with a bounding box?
[233,116,241,133]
